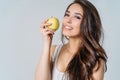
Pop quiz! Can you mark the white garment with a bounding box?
[52,44,65,80]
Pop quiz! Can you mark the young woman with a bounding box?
[35,0,107,80]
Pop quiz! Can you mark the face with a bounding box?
[62,3,83,38]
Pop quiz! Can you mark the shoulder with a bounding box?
[92,59,106,80]
[93,59,106,72]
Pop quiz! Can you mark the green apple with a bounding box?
[47,17,59,31]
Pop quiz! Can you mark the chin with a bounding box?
[62,32,80,39]
[62,31,72,37]
[62,30,70,36]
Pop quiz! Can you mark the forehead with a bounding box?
[67,3,83,15]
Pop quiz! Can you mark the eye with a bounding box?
[75,16,81,19]
[64,13,70,17]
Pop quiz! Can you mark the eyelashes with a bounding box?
[64,13,70,17]
[64,13,81,20]
[75,16,81,19]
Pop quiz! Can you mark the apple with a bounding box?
[47,17,59,31]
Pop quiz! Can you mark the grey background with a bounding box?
[0,0,120,80]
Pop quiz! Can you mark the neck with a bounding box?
[66,37,81,54]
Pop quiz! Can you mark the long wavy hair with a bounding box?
[61,0,107,80]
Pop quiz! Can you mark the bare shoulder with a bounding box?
[94,59,105,72]
[92,59,106,80]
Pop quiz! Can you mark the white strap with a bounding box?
[52,44,62,62]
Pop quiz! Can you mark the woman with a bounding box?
[35,0,107,80]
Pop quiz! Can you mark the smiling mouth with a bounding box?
[64,26,73,30]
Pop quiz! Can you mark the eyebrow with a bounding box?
[66,10,83,17]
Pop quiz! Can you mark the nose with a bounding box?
[66,17,72,23]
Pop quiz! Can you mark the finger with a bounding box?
[40,23,52,29]
[44,27,54,33]
[43,23,52,27]
[40,19,48,29]
[44,27,55,33]
[41,19,48,24]
[45,30,54,35]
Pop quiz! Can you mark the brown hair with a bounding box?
[62,0,107,80]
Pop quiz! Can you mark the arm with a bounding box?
[92,59,106,80]
[35,20,55,80]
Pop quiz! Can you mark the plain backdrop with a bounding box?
[0,0,120,80]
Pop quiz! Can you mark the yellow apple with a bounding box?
[47,17,59,31]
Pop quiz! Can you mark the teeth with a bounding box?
[65,26,72,29]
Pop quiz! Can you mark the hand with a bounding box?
[40,19,55,43]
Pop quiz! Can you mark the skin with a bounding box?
[35,3,105,80]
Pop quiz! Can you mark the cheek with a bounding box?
[74,27,80,35]
[72,23,81,35]
[62,18,67,26]
[62,22,64,31]
[62,19,66,31]
[73,21,81,30]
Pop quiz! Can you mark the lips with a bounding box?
[64,26,73,30]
